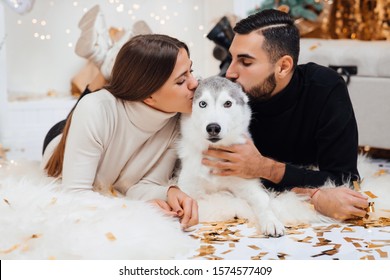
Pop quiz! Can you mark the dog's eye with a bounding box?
[199,101,207,108]
[224,101,232,108]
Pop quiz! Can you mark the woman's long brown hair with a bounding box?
[44,34,189,177]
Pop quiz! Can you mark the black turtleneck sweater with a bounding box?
[249,63,359,191]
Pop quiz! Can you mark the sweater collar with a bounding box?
[249,69,301,116]
[124,101,178,132]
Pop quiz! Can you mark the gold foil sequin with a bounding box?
[105,232,116,241]
[374,169,388,176]
[251,252,268,260]
[364,191,378,199]
[353,181,361,192]
[375,249,388,258]
[248,245,260,250]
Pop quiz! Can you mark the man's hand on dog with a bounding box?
[202,135,285,183]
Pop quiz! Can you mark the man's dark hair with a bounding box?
[234,9,300,68]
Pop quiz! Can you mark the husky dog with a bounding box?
[177,76,285,237]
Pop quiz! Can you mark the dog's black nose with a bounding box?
[206,123,221,136]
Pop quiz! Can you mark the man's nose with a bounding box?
[226,63,238,80]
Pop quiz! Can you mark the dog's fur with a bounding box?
[177,76,285,236]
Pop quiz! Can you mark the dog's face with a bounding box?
[191,76,251,145]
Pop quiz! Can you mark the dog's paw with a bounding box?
[257,218,285,237]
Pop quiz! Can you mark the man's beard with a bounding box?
[245,72,276,101]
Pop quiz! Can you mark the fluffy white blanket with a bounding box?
[0,156,389,259]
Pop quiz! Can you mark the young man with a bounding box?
[202,9,368,221]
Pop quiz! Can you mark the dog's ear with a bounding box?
[232,81,249,104]
[241,92,249,104]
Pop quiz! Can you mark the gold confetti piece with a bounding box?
[277,252,289,260]
[311,246,340,257]
[312,225,328,231]
[309,44,318,50]
[346,216,390,228]
[371,239,390,243]
[375,249,388,258]
[105,232,116,241]
[251,252,268,260]
[286,229,305,235]
[374,169,388,176]
[367,243,386,249]
[365,202,375,216]
[313,237,333,247]
[360,255,375,260]
[324,248,339,256]
[0,244,20,254]
[248,245,260,250]
[352,242,362,248]
[326,224,342,230]
[229,243,235,248]
[3,198,10,206]
[221,249,233,255]
[290,236,313,243]
[344,237,364,242]
[48,256,56,260]
[353,180,361,192]
[286,224,311,230]
[205,255,224,260]
[197,245,216,256]
[301,236,313,243]
[364,191,378,199]
[189,234,200,240]
[341,227,355,232]
[334,244,342,250]
[357,249,373,253]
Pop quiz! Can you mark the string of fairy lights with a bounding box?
[10,0,206,49]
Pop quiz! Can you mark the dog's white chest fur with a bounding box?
[177,76,285,237]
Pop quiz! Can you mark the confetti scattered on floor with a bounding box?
[185,217,390,260]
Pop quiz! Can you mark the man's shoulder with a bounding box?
[296,62,350,106]
[297,62,342,86]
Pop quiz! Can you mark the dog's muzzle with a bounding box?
[206,123,221,142]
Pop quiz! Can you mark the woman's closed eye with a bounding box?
[176,69,194,85]
[177,79,186,85]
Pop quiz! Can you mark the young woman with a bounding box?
[42,34,199,229]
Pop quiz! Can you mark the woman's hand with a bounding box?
[167,186,199,229]
[148,199,178,217]
[310,187,369,220]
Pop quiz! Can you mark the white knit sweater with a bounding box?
[42,89,180,200]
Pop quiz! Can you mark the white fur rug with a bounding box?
[1,156,389,259]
